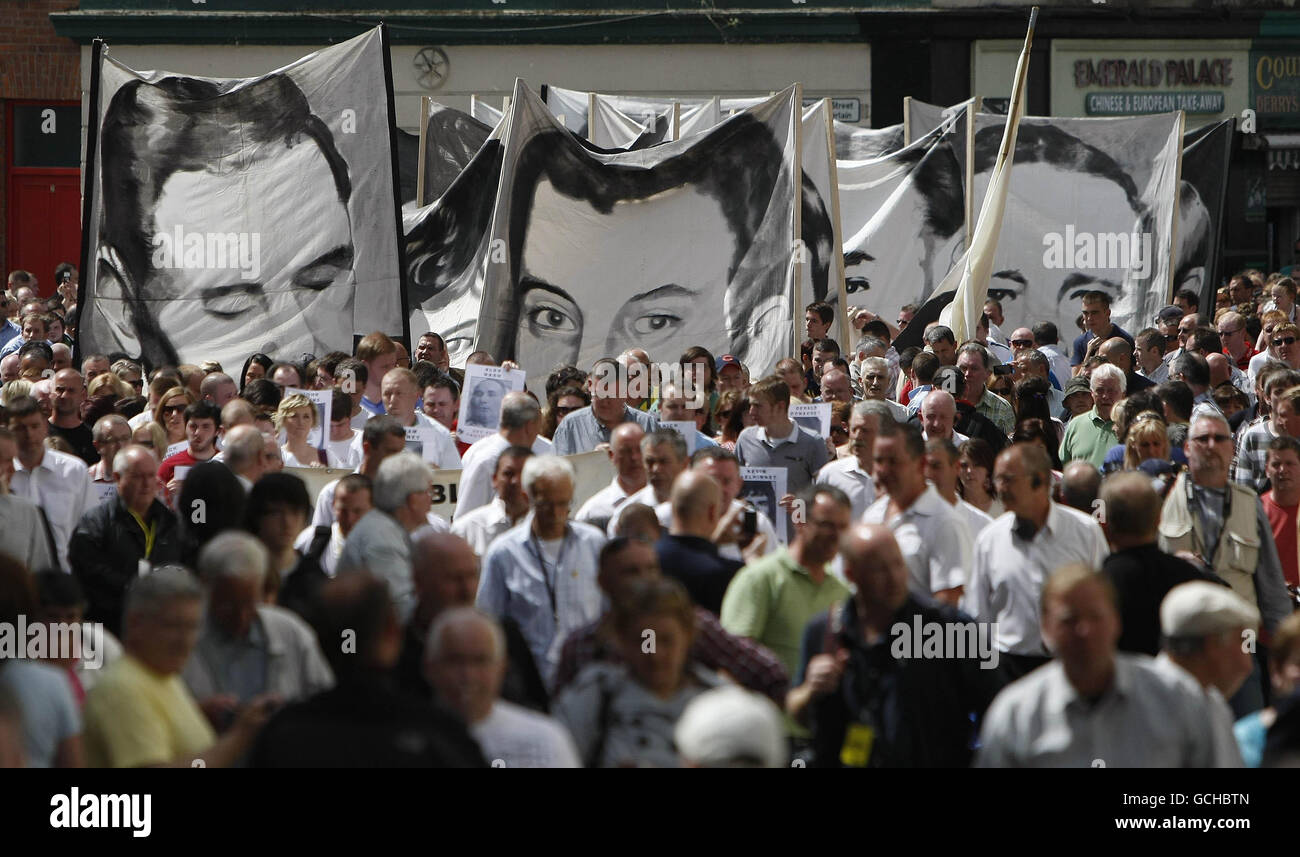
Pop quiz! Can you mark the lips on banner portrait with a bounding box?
[77,26,408,369]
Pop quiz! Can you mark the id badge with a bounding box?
[839,723,874,768]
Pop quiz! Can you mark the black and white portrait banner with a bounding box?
[79,26,407,368]
[472,81,805,381]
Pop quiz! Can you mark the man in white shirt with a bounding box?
[0,426,54,571]
[816,400,888,520]
[324,389,362,470]
[976,564,1218,767]
[862,420,972,605]
[477,455,606,688]
[452,445,533,558]
[425,607,579,768]
[1032,321,1072,384]
[963,443,1109,677]
[575,422,646,532]
[347,368,459,470]
[1154,581,1258,768]
[924,436,994,538]
[7,395,92,571]
[294,473,373,577]
[455,392,553,518]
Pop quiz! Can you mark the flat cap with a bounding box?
[1161,581,1259,638]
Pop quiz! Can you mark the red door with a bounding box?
[6,101,81,297]
[8,173,80,296]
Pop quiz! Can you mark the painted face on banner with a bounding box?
[974,160,1141,339]
[145,138,355,365]
[517,179,737,371]
[838,156,963,315]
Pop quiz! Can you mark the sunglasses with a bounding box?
[1010,339,1034,348]
[1274,337,1297,347]
[555,405,581,416]
[162,404,186,415]
[130,379,145,388]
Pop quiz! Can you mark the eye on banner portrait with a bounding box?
[960,111,1184,340]
[473,81,807,383]
[78,26,407,370]
[835,118,967,323]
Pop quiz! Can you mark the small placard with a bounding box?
[739,466,789,545]
[457,364,527,444]
[789,402,832,438]
[658,421,698,455]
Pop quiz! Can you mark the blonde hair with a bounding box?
[87,371,131,401]
[274,393,318,432]
[1123,412,1170,469]
[133,421,168,455]
[1,379,32,408]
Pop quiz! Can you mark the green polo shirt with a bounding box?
[720,547,851,675]
[1059,406,1117,469]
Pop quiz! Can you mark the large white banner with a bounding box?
[79,27,406,369]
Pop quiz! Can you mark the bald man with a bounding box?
[575,422,647,531]
[1206,352,1232,391]
[49,368,97,464]
[399,530,549,712]
[1099,336,1156,394]
[788,524,1006,767]
[919,389,968,446]
[817,368,856,405]
[655,471,744,615]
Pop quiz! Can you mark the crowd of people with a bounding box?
[2,261,1300,768]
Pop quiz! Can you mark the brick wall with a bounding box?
[0,0,82,275]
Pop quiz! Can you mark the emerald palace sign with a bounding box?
[1074,57,1231,115]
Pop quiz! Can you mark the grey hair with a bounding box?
[112,443,158,477]
[861,356,889,375]
[1190,403,1230,432]
[223,424,266,471]
[197,531,269,585]
[499,391,541,430]
[522,454,575,496]
[92,413,129,442]
[124,565,203,619]
[424,606,506,665]
[1089,362,1127,394]
[956,342,992,369]
[641,427,688,462]
[854,336,887,357]
[373,451,433,513]
[852,400,895,425]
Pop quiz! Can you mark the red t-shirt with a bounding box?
[1262,491,1299,588]
[1228,344,1256,373]
[158,448,215,486]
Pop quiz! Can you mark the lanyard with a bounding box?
[129,509,157,559]
[526,526,572,623]
[1186,476,1232,564]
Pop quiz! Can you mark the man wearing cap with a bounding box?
[1155,581,1260,767]
[1156,305,1185,352]
[1160,409,1294,713]
[676,685,788,768]
[1099,473,1226,657]
[976,565,1219,767]
[716,354,748,396]
[1060,375,1094,421]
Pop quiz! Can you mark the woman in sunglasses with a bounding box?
[542,384,590,441]
[152,387,195,448]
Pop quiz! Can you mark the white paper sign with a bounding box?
[789,402,832,438]
[405,425,440,463]
[286,387,333,451]
[174,466,192,481]
[457,364,526,444]
[658,421,697,455]
[164,440,188,459]
[94,481,118,506]
[739,466,789,545]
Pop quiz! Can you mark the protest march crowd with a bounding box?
[3,260,1300,769]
